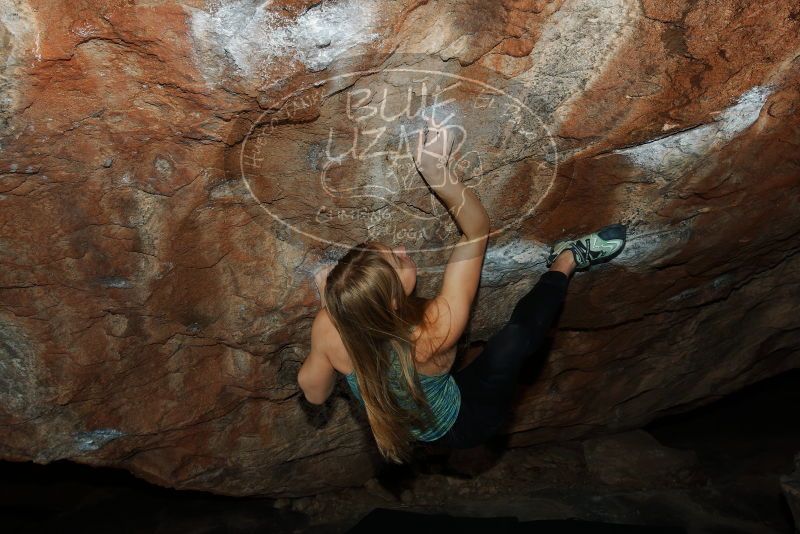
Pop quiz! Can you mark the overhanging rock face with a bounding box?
[1,0,799,497]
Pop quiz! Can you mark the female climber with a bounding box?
[297,114,627,464]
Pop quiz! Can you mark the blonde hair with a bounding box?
[323,240,451,464]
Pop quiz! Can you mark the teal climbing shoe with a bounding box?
[545,223,627,270]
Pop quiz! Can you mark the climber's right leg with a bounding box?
[478,222,629,389]
[549,247,577,277]
[431,269,571,448]
[430,223,629,449]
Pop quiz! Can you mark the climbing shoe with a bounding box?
[545,223,627,270]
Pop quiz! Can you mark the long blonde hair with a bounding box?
[323,240,451,464]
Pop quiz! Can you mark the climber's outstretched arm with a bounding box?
[297,312,337,405]
[412,114,490,358]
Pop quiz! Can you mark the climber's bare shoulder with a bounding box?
[316,305,456,376]
[413,297,459,372]
[400,298,459,374]
[315,308,360,375]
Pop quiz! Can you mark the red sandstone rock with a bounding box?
[0,0,798,497]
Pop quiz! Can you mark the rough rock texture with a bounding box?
[581,430,697,488]
[0,0,798,497]
[780,452,800,531]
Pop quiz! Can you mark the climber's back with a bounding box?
[320,304,458,377]
[344,343,462,442]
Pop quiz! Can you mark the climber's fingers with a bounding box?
[414,119,452,174]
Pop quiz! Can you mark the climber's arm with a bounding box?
[413,113,490,357]
[297,313,337,405]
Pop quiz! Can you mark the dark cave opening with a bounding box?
[1,368,798,533]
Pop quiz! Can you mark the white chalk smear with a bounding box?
[0,0,37,66]
[517,0,636,120]
[613,86,773,180]
[612,221,693,269]
[307,238,548,286]
[0,0,39,119]
[482,225,690,275]
[73,429,126,452]
[187,0,381,81]
[480,238,550,285]
[34,30,41,61]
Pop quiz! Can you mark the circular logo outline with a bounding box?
[238,66,559,257]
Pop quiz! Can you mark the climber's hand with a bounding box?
[413,113,457,184]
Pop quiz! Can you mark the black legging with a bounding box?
[428,270,570,449]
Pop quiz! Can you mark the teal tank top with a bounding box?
[344,347,461,442]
